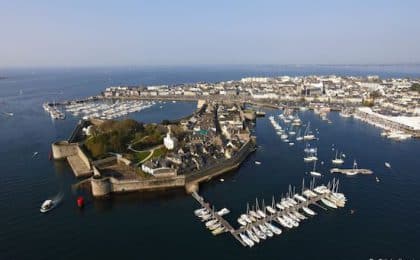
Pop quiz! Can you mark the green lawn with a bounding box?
[133,151,151,163]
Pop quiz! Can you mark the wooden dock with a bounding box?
[191,190,336,247]
[330,168,373,175]
[191,192,246,246]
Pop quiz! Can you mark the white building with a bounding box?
[163,126,178,150]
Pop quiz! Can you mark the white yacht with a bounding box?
[320,198,338,209]
[332,150,344,165]
[265,222,282,235]
[246,229,260,243]
[252,226,266,240]
[310,161,322,177]
[302,206,316,216]
[239,233,255,247]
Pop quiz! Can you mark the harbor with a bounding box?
[192,179,346,248]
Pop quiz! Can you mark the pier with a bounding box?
[191,181,345,248]
[330,168,373,175]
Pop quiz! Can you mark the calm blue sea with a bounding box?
[0,65,419,259]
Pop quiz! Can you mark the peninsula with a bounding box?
[52,100,256,197]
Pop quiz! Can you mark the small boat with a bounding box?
[40,199,56,213]
[259,224,273,237]
[265,222,282,235]
[249,210,260,219]
[205,219,219,228]
[3,112,14,117]
[32,152,39,158]
[252,226,266,240]
[289,142,295,146]
[239,233,254,247]
[320,198,337,209]
[208,223,221,231]
[219,178,224,182]
[385,162,391,168]
[257,209,266,218]
[212,227,225,236]
[310,161,322,177]
[376,177,380,182]
[332,150,344,165]
[237,217,247,226]
[266,206,276,214]
[276,216,293,228]
[255,161,261,165]
[302,206,316,216]
[246,229,260,243]
[216,208,230,216]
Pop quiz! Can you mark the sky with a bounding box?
[1,0,419,67]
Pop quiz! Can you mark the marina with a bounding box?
[1,67,420,259]
[192,179,346,248]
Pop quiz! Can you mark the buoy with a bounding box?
[77,196,84,208]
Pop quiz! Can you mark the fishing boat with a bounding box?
[332,150,344,165]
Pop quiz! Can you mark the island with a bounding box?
[52,100,256,197]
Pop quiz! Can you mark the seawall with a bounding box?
[91,138,256,197]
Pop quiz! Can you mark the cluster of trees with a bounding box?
[411,83,420,92]
[84,118,187,159]
[85,119,144,158]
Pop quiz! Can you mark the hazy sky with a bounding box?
[1,0,419,67]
